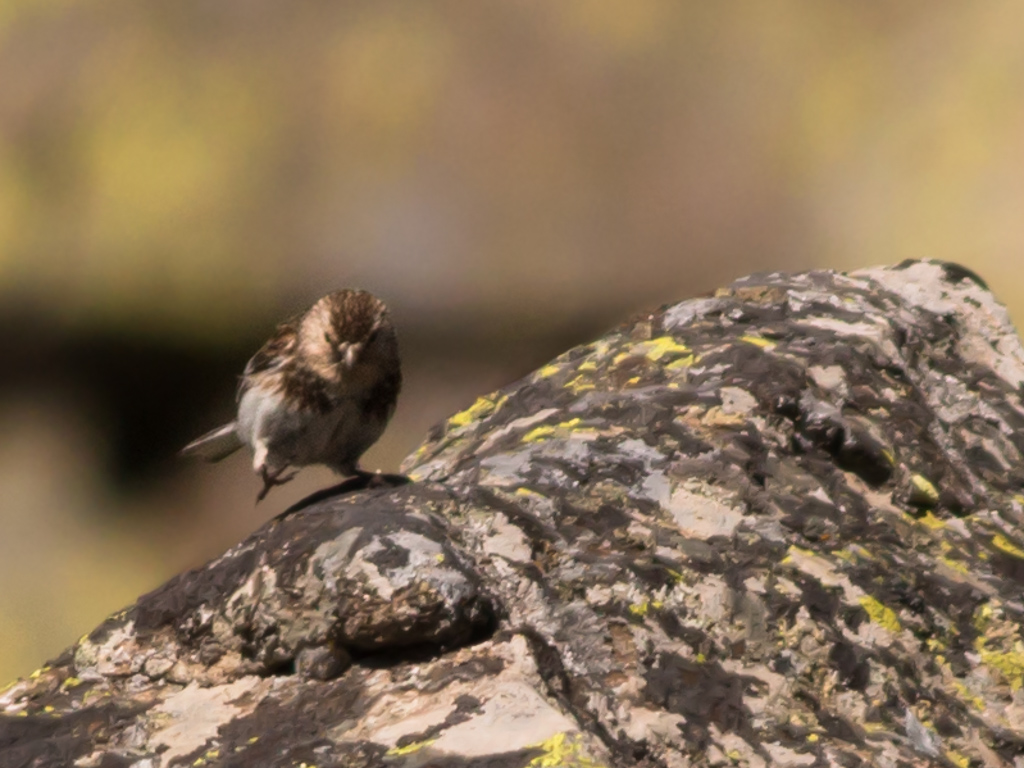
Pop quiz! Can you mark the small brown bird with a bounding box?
[181,289,401,501]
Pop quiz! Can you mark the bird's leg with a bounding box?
[257,465,298,502]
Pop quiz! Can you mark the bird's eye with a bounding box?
[325,332,345,362]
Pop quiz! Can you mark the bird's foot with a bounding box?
[257,466,298,503]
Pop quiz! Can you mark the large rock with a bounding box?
[5,261,1024,767]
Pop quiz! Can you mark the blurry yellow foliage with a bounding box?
[0,144,26,265]
[0,0,72,39]
[325,6,452,170]
[555,0,674,54]
[76,35,280,331]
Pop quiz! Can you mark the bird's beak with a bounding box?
[344,343,361,368]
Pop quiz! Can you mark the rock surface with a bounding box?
[5,261,1024,767]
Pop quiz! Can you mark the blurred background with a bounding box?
[1,1,1023,682]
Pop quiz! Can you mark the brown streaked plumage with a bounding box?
[181,290,401,501]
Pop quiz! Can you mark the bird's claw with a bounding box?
[257,466,298,503]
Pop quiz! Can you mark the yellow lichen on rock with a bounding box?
[739,335,775,349]
[386,739,436,757]
[537,364,561,378]
[448,393,507,429]
[637,336,690,361]
[858,596,902,633]
[991,533,1024,559]
[527,732,604,768]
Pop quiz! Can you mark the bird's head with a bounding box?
[300,289,399,384]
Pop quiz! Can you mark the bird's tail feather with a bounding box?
[180,423,244,463]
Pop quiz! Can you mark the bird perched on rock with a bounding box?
[181,289,401,501]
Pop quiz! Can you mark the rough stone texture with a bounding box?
[5,260,1024,767]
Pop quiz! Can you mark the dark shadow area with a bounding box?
[276,471,413,519]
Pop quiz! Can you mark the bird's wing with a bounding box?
[180,422,244,462]
[237,315,302,401]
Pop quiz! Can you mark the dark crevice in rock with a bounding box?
[346,604,500,671]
